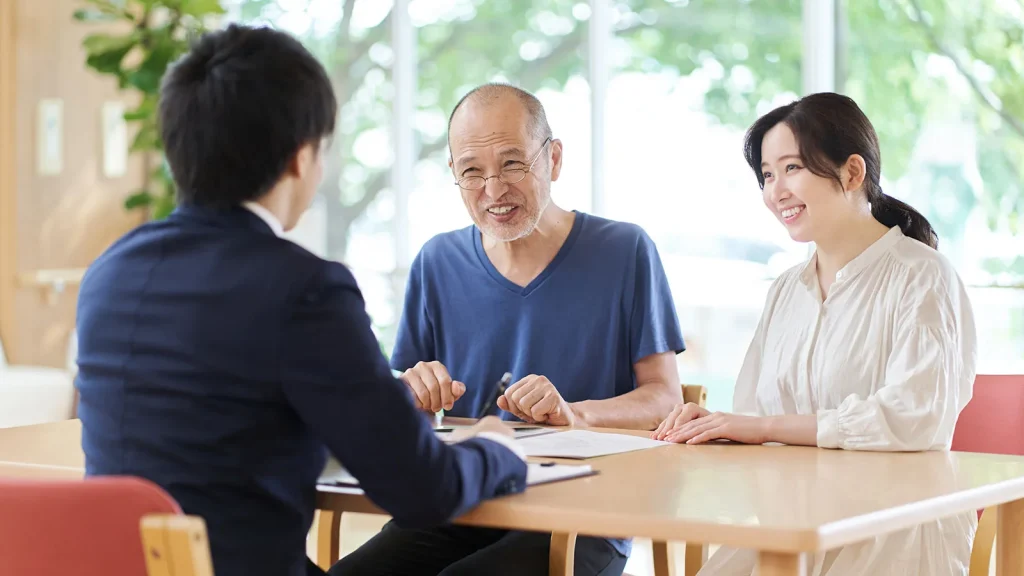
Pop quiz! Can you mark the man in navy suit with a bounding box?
[75,24,527,576]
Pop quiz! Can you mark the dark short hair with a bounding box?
[159,24,337,208]
[447,82,552,152]
[744,92,938,249]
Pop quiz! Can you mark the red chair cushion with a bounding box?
[0,476,181,576]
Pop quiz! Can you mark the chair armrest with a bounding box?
[140,514,214,576]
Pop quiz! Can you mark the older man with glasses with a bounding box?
[330,83,687,576]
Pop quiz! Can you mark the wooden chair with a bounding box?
[140,515,215,576]
[316,384,709,576]
[950,374,1024,576]
[615,384,708,576]
[0,476,213,576]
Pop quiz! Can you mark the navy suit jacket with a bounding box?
[75,204,527,576]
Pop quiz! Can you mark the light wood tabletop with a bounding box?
[3,419,1024,575]
[314,420,1024,550]
[0,461,83,479]
[317,423,1024,576]
[0,419,84,467]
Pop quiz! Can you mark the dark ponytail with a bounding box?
[871,192,938,249]
[743,92,938,249]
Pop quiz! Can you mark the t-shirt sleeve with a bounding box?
[390,250,435,372]
[629,230,686,363]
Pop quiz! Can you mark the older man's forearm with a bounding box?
[569,384,681,430]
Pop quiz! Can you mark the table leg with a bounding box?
[758,551,808,576]
[549,531,577,576]
[684,542,707,576]
[316,509,342,571]
[997,497,1024,576]
[652,540,674,576]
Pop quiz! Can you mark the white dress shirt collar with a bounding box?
[241,201,284,237]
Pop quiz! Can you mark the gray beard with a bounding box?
[480,193,552,242]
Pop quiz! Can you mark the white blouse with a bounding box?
[699,226,978,576]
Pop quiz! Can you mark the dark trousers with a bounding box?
[328,521,627,576]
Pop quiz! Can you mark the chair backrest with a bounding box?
[951,374,1024,456]
[682,384,708,408]
[0,476,182,576]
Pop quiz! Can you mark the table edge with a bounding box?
[317,475,1024,553]
[815,476,1024,550]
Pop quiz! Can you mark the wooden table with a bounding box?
[0,419,86,479]
[4,420,1024,575]
[0,419,83,467]
[317,425,1024,576]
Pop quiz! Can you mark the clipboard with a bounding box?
[525,461,597,486]
[317,459,596,489]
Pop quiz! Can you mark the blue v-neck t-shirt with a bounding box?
[391,211,686,420]
[391,212,685,557]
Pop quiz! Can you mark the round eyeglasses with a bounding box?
[454,137,552,190]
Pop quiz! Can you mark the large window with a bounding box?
[226,0,1023,410]
[843,0,1024,374]
[229,0,397,339]
[607,0,805,410]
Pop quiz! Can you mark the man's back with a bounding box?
[77,24,528,576]
[77,205,330,576]
[78,203,528,576]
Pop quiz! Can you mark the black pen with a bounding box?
[476,372,512,419]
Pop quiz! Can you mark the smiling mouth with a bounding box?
[486,205,518,216]
[781,206,805,221]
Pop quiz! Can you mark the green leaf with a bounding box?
[180,0,226,17]
[72,8,116,22]
[130,122,161,152]
[124,191,153,210]
[124,66,164,95]
[150,191,177,220]
[82,33,138,75]
[82,32,136,54]
[123,109,151,121]
[123,97,156,121]
[151,163,169,180]
[125,40,178,94]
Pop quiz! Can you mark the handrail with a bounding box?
[15,268,85,287]
[15,268,86,305]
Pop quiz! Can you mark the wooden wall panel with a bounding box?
[4,0,144,367]
[1,0,17,364]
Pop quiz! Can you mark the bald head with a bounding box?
[447,83,552,150]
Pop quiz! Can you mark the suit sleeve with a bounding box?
[281,261,526,527]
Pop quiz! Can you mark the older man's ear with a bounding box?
[549,138,564,182]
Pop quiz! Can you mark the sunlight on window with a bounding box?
[225,0,1024,387]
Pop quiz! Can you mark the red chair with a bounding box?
[0,476,213,576]
[950,374,1024,576]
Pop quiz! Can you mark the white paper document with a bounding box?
[516,429,671,459]
[318,459,358,486]
[318,458,594,488]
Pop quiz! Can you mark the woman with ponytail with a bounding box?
[653,93,977,575]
